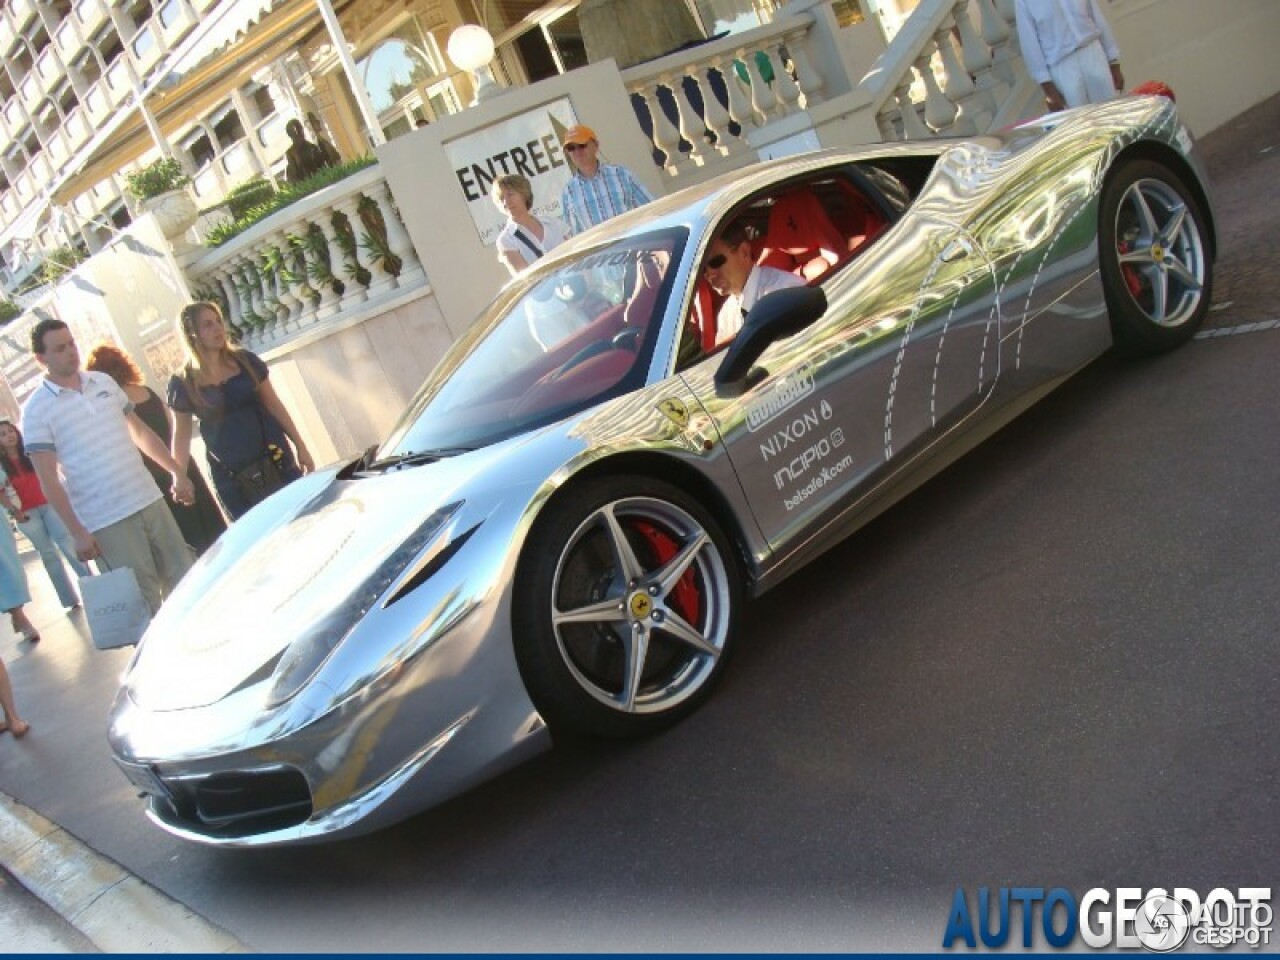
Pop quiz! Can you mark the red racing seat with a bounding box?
[691,277,720,353]
[757,189,847,281]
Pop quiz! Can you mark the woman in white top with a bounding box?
[493,174,572,277]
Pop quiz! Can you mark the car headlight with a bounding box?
[265,502,464,708]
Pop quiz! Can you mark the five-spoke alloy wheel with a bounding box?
[514,476,740,737]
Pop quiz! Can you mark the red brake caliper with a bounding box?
[631,520,702,626]
[1118,240,1143,297]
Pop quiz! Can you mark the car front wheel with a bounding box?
[513,476,740,738]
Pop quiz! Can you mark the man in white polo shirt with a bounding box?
[22,319,196,614]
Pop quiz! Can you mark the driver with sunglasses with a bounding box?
[559,124,655,234]
[704,221,804,346]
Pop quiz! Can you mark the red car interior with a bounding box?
[691,178,889,352]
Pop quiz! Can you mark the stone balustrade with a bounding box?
[621,12,827,177]
[863,0,1036,142]
[183,164,427,353]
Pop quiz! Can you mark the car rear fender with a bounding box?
[1102,138,1217,260]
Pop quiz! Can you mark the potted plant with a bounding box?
[40,245,87,284]
[125,157,198,242]
[0,298,21,325]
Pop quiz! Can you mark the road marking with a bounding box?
[1195,318,1280,338]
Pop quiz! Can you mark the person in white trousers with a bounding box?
[1015,0,1125,111]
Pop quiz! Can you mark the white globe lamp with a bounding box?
[447,25,500,104]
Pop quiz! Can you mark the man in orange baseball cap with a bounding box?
[559,122,654,234]
[563,124,596,148]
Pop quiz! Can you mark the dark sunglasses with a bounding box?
[703,253,728,271]
[564,142,591,153]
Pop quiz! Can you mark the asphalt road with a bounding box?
[2,319,1276,951]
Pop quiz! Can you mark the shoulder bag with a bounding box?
[208,395,287,508]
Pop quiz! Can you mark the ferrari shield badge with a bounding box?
[657,398,690,429]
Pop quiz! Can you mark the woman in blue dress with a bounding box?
[0,654,28,737]
[166,302,314,520]
[0,481,38,643]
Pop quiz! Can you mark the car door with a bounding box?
[678,209,1001,559]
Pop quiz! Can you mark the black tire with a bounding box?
[1099,159,1213,357]
[513,475,741,738]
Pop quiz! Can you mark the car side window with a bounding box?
[676,170,897,373]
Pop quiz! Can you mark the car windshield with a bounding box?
[378,228,687,458]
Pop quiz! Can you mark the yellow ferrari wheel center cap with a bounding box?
[1151,244,1165,262]
[628,592,653,619]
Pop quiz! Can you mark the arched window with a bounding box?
[357,19,455,138]
[363,39,436,113]
[360,20,445,111]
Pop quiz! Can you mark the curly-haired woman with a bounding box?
[84,344,226,555]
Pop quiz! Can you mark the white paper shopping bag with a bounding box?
[80,564,151,650]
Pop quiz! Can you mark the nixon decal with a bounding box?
[758,401,834,461]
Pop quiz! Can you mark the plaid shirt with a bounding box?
[560,163,654,233]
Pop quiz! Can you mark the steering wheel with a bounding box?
[612,327,642,353]
[553,339,615,379]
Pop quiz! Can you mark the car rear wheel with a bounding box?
[1100,159,1212,356]
[513,476,740,738]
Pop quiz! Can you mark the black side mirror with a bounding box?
[715,285,827,391]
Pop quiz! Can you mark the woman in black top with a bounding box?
[84,343,226,555]
[167,302,314,520]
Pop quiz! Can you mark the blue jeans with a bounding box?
[17,504,89,609]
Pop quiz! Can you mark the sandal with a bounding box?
[10,613,38,643]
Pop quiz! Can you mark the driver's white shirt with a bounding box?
[716,265,805,345]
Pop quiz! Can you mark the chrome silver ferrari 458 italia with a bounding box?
[110,93,1214,845]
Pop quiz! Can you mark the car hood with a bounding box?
[125,446,525,712]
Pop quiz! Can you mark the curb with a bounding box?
[0,791,247,953]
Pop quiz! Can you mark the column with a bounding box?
[331,194,374,305]
[372,182,425,289]
[229,87,270,179]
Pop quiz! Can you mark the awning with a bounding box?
[48,0,342,206]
